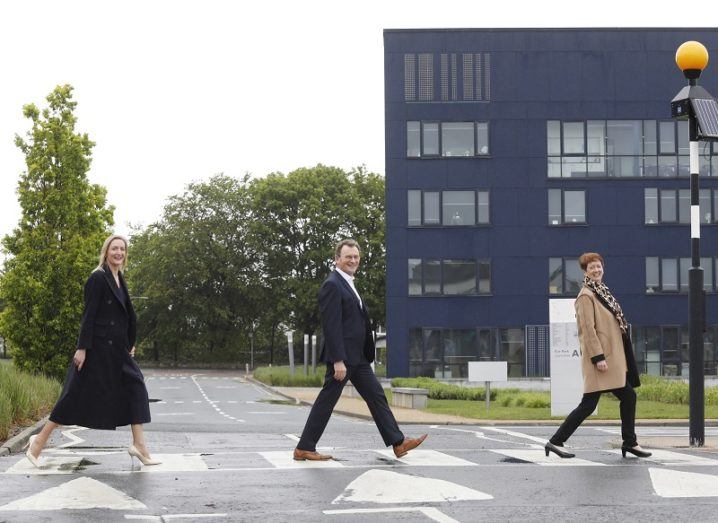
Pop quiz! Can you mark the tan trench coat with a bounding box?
[575,286,627,393]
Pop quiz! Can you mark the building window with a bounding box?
[408,259,491,296]
[548,257,582,295]
[442,122,475,156]
[547,119,717,178]
[548,189,586,225]
[408,190,490,226]
[498,327,526,377]
[407,121,490,158]
[408,326,523,379]
[644,188,713,224]
[646,256,716,293]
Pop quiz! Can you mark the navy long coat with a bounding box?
[50,266,151,430]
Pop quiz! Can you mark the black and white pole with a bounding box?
[688,122,705,447]
[673,40,711,447]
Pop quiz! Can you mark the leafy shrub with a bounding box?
[253,366,323,387]
[390,377,495,401]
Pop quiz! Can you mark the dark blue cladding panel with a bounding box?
[384,28,718,377]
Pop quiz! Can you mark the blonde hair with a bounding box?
[96,234,129,272]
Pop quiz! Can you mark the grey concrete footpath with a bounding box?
[250,378,718,450]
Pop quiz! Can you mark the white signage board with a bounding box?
[549,299,593,416]
[468,361,508,382]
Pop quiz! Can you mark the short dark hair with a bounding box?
[579,252,604,271]
[335,239,360,257]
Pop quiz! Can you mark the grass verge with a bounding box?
[0,359,61,441]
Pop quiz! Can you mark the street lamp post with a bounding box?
[671,40,718,447]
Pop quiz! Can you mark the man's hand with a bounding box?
[74,349,86,371]
[333,361,347,381]
[129,346,136,357]
[596,360,608,372]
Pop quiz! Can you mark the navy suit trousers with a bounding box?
[297,362,404,451]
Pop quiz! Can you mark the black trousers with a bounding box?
[550,382,637,448]
[297,362,404,451]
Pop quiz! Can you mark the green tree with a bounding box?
[128,175,259,364]
[0,85,114,379]
[250,165,386,357]
[347,166,386,329]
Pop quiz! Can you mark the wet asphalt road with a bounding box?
[2,369,718,522]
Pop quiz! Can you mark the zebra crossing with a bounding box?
[6,445,718,473]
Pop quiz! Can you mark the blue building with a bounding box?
[383,28,718,379]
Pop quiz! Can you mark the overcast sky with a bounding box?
[0,0,714,244]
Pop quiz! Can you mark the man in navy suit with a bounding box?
[293,239,427,461]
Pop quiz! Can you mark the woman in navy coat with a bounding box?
[25,234,160,467]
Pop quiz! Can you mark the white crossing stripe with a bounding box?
[5,456,87,475]
[650,467,718,498]
[133,453,208,473]
[374,449,477,467]
[258,451,344,468]
[609,448,718,466]
[490,448,606,466]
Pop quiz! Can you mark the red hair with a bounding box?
[579,252,604,271]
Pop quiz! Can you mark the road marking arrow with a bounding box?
[0,477,146,511]
[332,469,492,504]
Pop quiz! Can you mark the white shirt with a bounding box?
[336,267,362,308]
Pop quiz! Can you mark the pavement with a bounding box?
[3,370,718,521]
[257,380,718,451]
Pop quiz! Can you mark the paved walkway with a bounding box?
[267,384,718,450]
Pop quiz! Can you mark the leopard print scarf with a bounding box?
[583,275,629,334]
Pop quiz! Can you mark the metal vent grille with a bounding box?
[484,53,491,101]
[441,54,449,101]
[418,53,433,101]
[404,54,416,101]
[475,54,482,101]
[451,54,458,100]
[403,51,490,103]
[462,53,474,101]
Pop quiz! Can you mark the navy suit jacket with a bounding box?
[318,270,375,365]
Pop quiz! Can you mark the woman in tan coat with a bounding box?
[545,252,651,459]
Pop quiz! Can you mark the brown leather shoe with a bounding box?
[293,448,333,461]
[393,434,427,458]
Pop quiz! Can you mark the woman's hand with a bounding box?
[74,349,86,371]
[596,360,608,372]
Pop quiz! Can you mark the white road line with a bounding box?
[125,514,227,520]
[155,412,195,416]
[248,411,286,414]
[173,401,184,404]
[324,507,459,523]
[284,434,300,442]
[190,374,245,423]
[478,426,548,445]
[57,426,88,449]
[429,425,539,447]
[159,386,180,390]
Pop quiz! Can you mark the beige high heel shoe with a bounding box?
[25,435,41,468]
[128,444,162,466]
